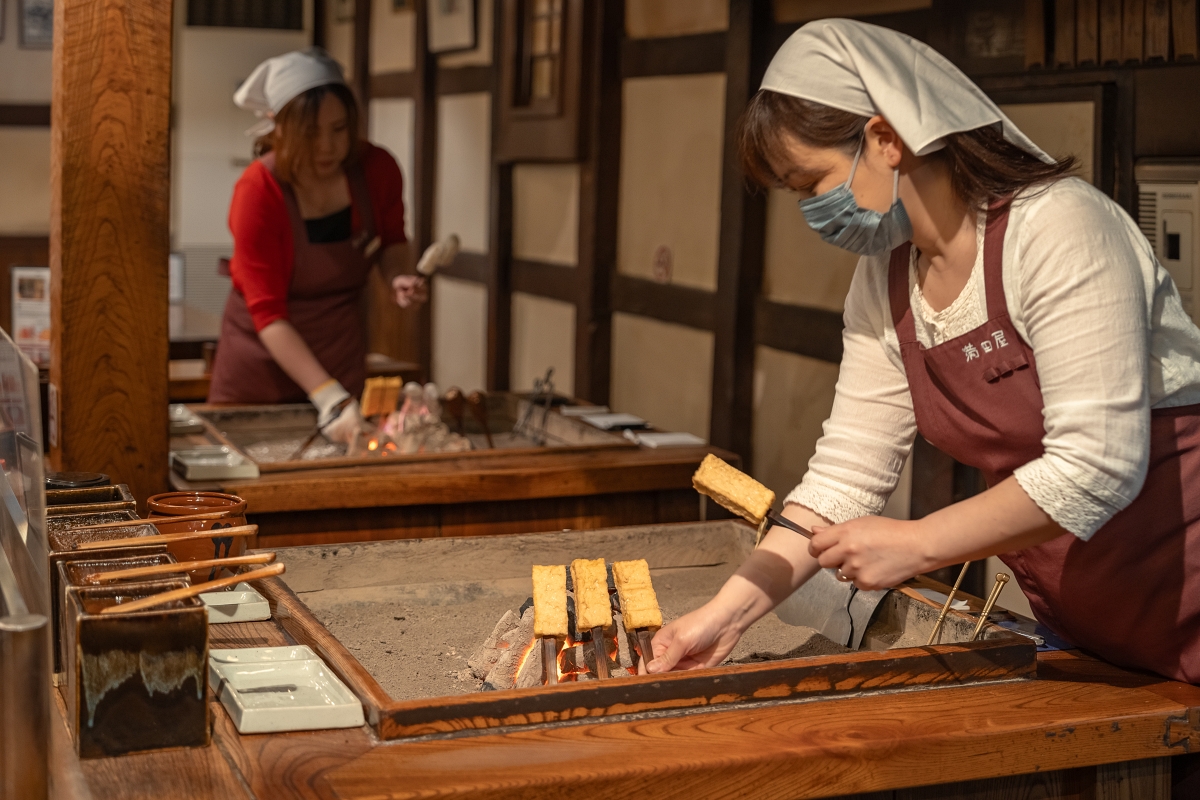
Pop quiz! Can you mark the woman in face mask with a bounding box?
[646,19,1200,683]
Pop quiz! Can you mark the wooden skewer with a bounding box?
[542,637,559,686]
[67,510,231,531]
[98,563,285,615]
[927,561,971,646]
[86,553,276,584]
[591,626,609,680]
[73,524,258,552]
[970,573,1011,642]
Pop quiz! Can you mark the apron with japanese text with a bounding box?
[888,199,1200,682]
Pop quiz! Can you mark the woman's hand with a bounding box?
[392,275,428,308]
[646,600,744,673]
[808,516,935,590]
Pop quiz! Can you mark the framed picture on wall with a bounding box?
[428,0,477,54]
[19,0,52,49]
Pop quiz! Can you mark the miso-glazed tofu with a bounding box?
[612,559,662,630]
[531,564,568,638]
[570,558,611,631]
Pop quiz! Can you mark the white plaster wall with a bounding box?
[432,274,488,392]
[752,346,840,503]
[513,164,579,266]
[436,92,491,252]
[763,188,858,311]
[611,313,714,439]
[325,0,355,77]
[0,127,50,234]
[370,0,415,74]
[619,74,726,291]
[0,0,52,103]
[510,292,575,395]
[369,97,416,240]
[625,0,728,38]
[1000,101,1096,185]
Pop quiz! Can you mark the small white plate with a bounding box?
[208,646,364,734]
[171,446,261,481]
[578,412,648,430]
[202,582,272,624]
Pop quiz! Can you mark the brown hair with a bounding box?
[254,83,360,183]
[738,90,1076,209]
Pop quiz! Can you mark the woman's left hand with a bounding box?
[808,516,934,590]
[392,275,428,308]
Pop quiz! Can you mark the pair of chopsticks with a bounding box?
[97,562,285,615]
[67,510,233,532]
[85,552,276,584]
[71,524,258,552]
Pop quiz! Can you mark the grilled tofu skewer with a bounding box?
[571,558,612,680]
[692,454,812,544]
[612,559,663,671]
[532,564,568,685]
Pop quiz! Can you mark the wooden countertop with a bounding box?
[51,623,1200,800]
[171,445,731,514]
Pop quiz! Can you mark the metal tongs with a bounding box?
[513,367,556,445]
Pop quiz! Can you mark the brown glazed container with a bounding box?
[45,484,137,517]
[53,554,181,675]
[64,580,209,758]
[146,492,250,580]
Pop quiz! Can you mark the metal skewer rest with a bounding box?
[970,573,1010,641]
[927,561,972,646]
[542,637,559,685]
[591,626,609,680]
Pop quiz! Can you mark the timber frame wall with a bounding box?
[341,0,1200,482]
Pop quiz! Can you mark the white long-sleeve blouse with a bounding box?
[786,177,1200,539]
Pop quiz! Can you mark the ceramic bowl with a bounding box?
[146,492,250,577]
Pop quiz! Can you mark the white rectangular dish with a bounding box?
[209,646,365,733]
[171,445,261,481]
[202,582,272,624]
[578,412,648,430]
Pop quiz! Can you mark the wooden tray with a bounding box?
[254,521,1036,741]
[188,392,637,474]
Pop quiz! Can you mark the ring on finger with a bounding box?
[836,568,852,583]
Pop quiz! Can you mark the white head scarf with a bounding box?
[761,19,1054,164]
[234,47,347,137]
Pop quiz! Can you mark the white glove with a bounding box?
[309,380,367,445]
[415,234,460,276]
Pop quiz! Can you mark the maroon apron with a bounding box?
[208,153,377,403]
[889,201,1200,682]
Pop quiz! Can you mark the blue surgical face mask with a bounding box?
[797,138,913,256]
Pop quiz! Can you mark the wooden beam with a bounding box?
[754,299,844,364]
[485,2,512,392]
[439,251,490,284]
[573,0,623,405]
[369,71,417,98]
[437,65,493,95]
[611,275,716,332]
[0,104,52,126]
[50,0,172,507]
[413,0,438,385]
[353,0,371,127]
[313,0,327,48]
[621,32,727,78]
[511,260,575,303]
[709,0,771,466]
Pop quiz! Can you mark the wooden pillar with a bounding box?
[708,0,771,466]
[353,0,371,133]
[573,0,623,404]
[49,0,173,506]
[413,0,438,383]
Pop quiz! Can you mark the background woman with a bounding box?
[648,20,1200,682]
[208,48,453,443]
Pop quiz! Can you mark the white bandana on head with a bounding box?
[761,19,1055,164]
[234,47,347,137]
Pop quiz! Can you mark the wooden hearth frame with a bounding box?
[255,575,1036,741]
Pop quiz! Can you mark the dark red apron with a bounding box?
[208,153,377,403]
[890,201,1200,683]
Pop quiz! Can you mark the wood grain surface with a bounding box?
[50,0,171,509]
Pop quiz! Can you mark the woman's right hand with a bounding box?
[646,599,744,673]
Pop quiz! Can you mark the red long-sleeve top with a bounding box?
[227,142,408,331]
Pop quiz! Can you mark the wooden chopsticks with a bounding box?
[85,552,276,584]
[72,524,258,551]
[98,563,285,615]
[67,511,232,531]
